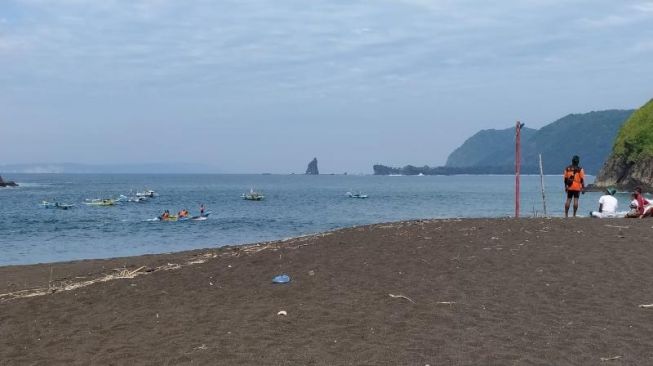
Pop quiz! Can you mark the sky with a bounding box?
[1,0,652,173]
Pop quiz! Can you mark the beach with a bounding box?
[2,218,653,365]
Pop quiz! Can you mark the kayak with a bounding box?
[156,211,211,222]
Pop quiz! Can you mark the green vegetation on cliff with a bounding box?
[611,99,653,163]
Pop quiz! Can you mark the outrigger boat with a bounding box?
[84,198,116,206]
[136,190,157,198]
[241,188,264,201]
[346,191,368,199]
[40,201,75,210]
[119,195,148,203]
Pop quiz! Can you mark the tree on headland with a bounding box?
[593,99,653,191]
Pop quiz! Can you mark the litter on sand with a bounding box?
[272,274,291,284]
[388,293,416,304]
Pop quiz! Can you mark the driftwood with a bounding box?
[599,355,622,362]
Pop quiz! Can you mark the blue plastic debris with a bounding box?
[272,274,291,284]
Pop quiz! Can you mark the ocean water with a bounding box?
[0,173,615,266]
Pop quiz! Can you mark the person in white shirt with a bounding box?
[590,188,618,218]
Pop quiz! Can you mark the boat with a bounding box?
[346,191,368,199]
[40,201,74,210]
[156,211,211,222]
[191,211,212,221]
[84,198,116,206]
[241,188,264,201]
[136,190,157,198]
[119,195,148,203]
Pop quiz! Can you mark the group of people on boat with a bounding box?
[564,155,652,219]
[159,204,206,221]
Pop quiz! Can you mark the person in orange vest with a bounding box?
[563,155,585,217]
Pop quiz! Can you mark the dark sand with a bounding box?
[2,218,653,365]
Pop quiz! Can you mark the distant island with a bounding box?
[374,109,634,175]
[0,163,220,174]
[593,99,653,191]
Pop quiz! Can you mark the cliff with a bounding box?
[305,158,319,175]
[593,99,653,191]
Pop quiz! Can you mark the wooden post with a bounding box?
[539,153,547,217]
[515,121,523,218]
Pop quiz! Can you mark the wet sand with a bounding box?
[2,218,653,365]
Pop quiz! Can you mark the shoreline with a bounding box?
[2,218,653,364]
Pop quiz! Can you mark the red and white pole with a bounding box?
[515,121,523,218]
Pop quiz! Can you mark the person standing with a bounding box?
[563,155,585,217]
[590,188,618,218]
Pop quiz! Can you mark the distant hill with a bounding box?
[445,110,634,175]
[0,163,220,174]
[593,99,653,190]
[374,109,634,176]
[445,127,537,167]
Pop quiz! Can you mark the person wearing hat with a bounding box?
[590,188,618,218]
[563,155,585,217]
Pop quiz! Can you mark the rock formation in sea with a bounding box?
[305,158,319,175]
[593,99,653,191]
[0,175,18,187]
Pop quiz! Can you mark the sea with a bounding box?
[0,173,617,266]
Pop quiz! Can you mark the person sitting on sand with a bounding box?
[634,187,652,218]
[590,188,618,218]
[626,193,640,218]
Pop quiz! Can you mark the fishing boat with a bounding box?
[40,201,75,210]
[84,198,116,206]
[241,188,264,201]
[119,195,148,203]
[346,191,368,199]
[136,190,157,198]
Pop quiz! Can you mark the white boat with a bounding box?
[136,190,157,198]
[41,201,75,210]
[84,198,116,206]
[346,192,368,199]
[119,194,148,203]
[241,188,264,201]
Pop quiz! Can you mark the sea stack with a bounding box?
[593,99,653,191]
[305,158,319,175]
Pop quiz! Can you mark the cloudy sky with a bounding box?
[1,0,652,173]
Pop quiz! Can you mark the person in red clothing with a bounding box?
[634,186,651,218]
[563,155,585,217]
